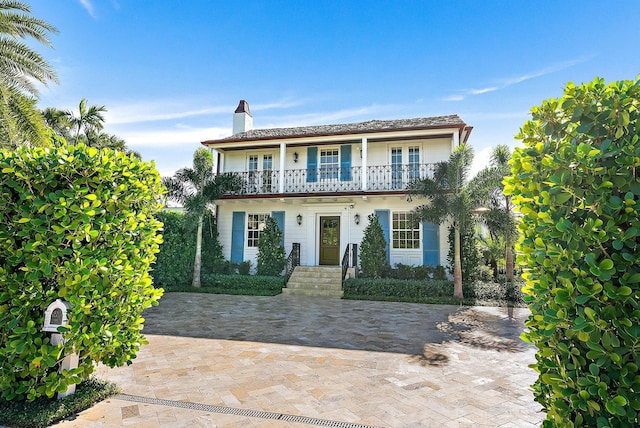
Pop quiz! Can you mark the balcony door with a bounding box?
[319,216,340,265]
[247,154,273,193]
[390,146,420,189]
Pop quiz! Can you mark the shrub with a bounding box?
[359,214,390,278]
[159,274,283,296]
[343,278,454,300]
[0,144,164,401]
[466,280,525,306]
[505,77,640,426]
[211,259,238,275]
[388,263,441,280]
[256,217,285,276]
[238,261,252,275]
[153,210,223,287]
[152,211,194,287]
[0,377,118,428]
[433,265,447,280]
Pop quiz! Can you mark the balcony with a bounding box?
[224,163,436,196]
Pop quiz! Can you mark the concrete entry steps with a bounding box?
[283,266,344,297]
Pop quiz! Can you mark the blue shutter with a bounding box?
[272,211,285,248]
[340,144,352,181]
[307,147,318,182]
[231,211,245,263]
[374,210,390,264]
[422,222,439,267]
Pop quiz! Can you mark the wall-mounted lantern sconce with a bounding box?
[297,214,302,225]
[358,148,363,159]
[354,213,360,225]
[293,152,299,163]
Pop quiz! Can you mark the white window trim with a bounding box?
[247,213,270,247]
[391,211,421,250]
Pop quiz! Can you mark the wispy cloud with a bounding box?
[105,103,230,125]
[443,56,594,101]
[104,97,306,125]
[78,0,96,18]
[442,95,464,102]
[113,126,230,148]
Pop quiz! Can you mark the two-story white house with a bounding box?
[202,100,472,290]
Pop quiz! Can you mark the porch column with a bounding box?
[279,142,286,193]
[218,152,225,173]
[361,137,368,191]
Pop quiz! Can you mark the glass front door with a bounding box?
[319,216,340,265]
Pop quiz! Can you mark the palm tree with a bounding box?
[408,144,478,299]
[0,83,46,148]
[64,99,107,145]
[469,145,518,281]
[42,106,71,139]
[162,148,242,287]
[0,0,58,97]
[0,0,58,146]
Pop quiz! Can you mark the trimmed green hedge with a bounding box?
[344,278,454,301]
[0,377,118,428]
[344,278,526,306]
[163,274,284,296]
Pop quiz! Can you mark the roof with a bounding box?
[202,114,469,145]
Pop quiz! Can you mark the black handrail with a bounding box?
[351,243,358,278]
[285,243,300,284]
[341,244,350,282]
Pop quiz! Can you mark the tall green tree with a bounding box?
[257,216,285,276]
[359,214,390,278]
[408,144,478,299]
[469,145,518,281]
[0,0,58,147]
[163,148,242,287]
[64,98,107,145]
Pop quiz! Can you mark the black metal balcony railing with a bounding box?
[227,164,435,196]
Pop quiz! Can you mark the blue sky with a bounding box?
[31,1,640,177]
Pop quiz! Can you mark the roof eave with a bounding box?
[201,121,468,147]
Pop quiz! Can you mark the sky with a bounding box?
[29,1,640,178]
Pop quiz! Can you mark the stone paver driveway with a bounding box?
[56,293,544,427]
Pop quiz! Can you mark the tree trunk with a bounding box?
[192,215,203,288]
[505,243,514,282]
[453,226,464,299]
[504,194,514,282]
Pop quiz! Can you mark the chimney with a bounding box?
[232,100,253,134]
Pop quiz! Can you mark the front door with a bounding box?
[319,216,340,265]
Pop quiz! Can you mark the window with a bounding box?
[392,212,420,249]
[247,214,269,247]
[408,146,420,181]
[320,149,339,180]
